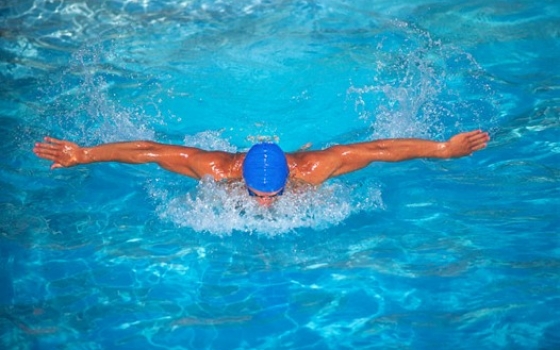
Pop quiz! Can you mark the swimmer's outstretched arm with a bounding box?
[292,130,490,184]
[33,137,238,180]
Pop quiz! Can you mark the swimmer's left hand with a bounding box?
[444,130,490,158]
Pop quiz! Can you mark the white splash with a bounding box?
[183,131,238,152]
[155,178,383,236]
[346,21,497,141]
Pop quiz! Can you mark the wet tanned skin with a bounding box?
[34,130,490,206]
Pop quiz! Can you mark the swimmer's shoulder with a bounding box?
[286,153,324,186]
[225,152,245,180]
[185,149,243,181]
[287,146,340,185]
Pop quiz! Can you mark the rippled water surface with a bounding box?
[1,0,559,349]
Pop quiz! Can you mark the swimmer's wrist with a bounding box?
[79,147,92,164]
[438,142,451,158]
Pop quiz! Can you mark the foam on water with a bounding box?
[182,130,238,153]
[154,178,383,235]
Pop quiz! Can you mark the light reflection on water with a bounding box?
[1,0,559,349]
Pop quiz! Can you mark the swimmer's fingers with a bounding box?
[34,136,66,149]
[33,146,57,159]
[446,130,490,157]
[50,162,64,169]
[33,141,59,159]
[33,144,64,169]
[43,136,63,144]
[34,138,64,156]
[34,140,62,153]
[465,130,490,152]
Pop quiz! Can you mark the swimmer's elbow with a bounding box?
[133,141,169,163]
[116,141,165,164]
[133,141,160,151]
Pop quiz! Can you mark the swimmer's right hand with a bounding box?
[33,137,84,169]
[443,130,490,158]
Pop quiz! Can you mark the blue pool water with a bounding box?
[1,0,559,348]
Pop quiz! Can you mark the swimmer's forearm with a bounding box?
[80,141,162,164]
[327,130,489,177]
[371,139,448,161]
[370,130,490,161]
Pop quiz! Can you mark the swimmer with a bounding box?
[33,130,490,206]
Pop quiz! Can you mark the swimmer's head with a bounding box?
[242,143,289,194]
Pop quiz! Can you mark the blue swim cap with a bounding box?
[243,143,289,192]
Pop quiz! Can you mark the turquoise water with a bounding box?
[1,0,559,349]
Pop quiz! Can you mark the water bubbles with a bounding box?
[43,43,157,144]
[155,178,384,236]
[183,130,238,152]
[346,21,498,140]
